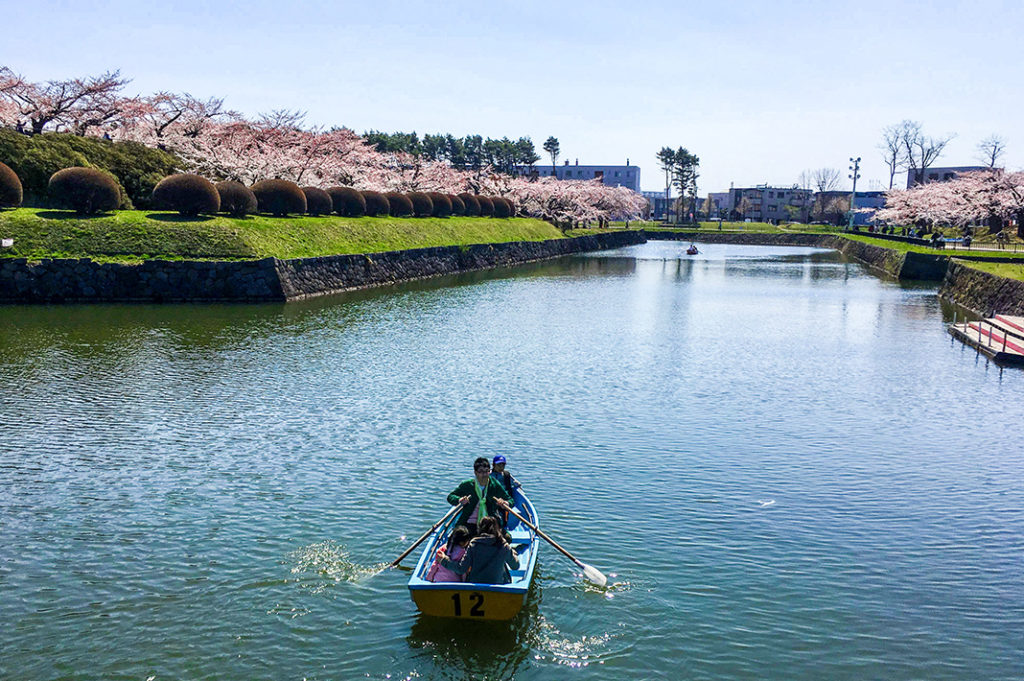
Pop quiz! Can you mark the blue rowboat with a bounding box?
[407,489,539,620]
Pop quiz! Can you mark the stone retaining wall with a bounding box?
[0,230,645,303]
[276,231,643,300]
[940,262,1024,316]
[0,257,284,303]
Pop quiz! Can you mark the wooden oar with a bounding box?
[506,507,608,587]
[390,504,462,568]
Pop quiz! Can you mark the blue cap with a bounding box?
[492,455,507,465]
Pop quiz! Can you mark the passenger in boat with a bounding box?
[490,455,521,497]
[439,515,519,585]
[686,244,699,255]
[426,525,472,583]
[490,455,521,527]
[447,457,513,535]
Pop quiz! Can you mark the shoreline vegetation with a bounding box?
[3,210,1024,287]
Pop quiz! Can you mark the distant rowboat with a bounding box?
[407,489,539,620]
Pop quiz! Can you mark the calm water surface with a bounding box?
[2,241,1023,680]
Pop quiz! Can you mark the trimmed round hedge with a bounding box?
[385,192,413,217]
[491,196,512,218]
[362,190,390,216]
[407,192,434,217]
[152,173,220,216]
[328,186,366,217]
[0,161,23,208]
[476,195,494,217]
[427,192,452,217]
[48,167,121,214]
[458,192,480,217]
[252,179,307,216]
[215,181,258,217]
[301,186,333,216]
[447,194,465,216]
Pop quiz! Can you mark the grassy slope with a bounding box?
[0,208,565,261]
[958,260,1024,281]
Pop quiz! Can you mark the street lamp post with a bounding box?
[847,157,861,231]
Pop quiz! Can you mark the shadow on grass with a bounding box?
[35,210,115,220]
[145,213,216,223]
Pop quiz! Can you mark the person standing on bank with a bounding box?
[490,455,521,498]
[447,457,512,535]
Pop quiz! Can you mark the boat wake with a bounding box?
[288,540,388,592]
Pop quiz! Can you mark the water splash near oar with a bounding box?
[289,540,388,590]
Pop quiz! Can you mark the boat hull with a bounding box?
[411,587,527,620]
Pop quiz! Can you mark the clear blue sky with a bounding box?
[5,0,1022,194]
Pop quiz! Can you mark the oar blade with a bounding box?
[581,562,607,587]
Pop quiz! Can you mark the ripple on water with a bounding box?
[530,616,633,669]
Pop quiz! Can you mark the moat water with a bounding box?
[2,241,1022,680]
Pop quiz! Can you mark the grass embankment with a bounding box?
[0,208,566,262]
[951,261,1024,281]
[840,233,1024,259]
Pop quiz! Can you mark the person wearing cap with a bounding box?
[490,455,521,499]
[446,456,512,535]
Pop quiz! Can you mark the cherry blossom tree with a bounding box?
[0,67,129,135]
[877,170,1024,237]
[0,66,649,225]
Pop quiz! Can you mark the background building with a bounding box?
[813,190,887,225]
[514,160,641,191]
[726,185,813,223]
[705,192,733,219]
[906,166,989,188]
[641,190,673,221]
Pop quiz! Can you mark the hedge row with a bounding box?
[0,161,518,218]
[0,129,178,208]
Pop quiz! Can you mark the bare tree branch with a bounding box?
[878,123,908,189]
[811,167,841,192]
[896,119,954,186]
[975,134,1006,169]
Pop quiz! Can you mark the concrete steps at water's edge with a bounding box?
[948,314,1024,364]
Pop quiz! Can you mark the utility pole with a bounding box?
[847,157,861,231]
[664,167,672,224]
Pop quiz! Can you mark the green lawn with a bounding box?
[958,260,1024,281]
[0,208,566,262]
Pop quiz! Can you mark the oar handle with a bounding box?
[390,503,462,567]
[506,507,584,569]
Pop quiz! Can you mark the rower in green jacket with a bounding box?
[447,456,512,535]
